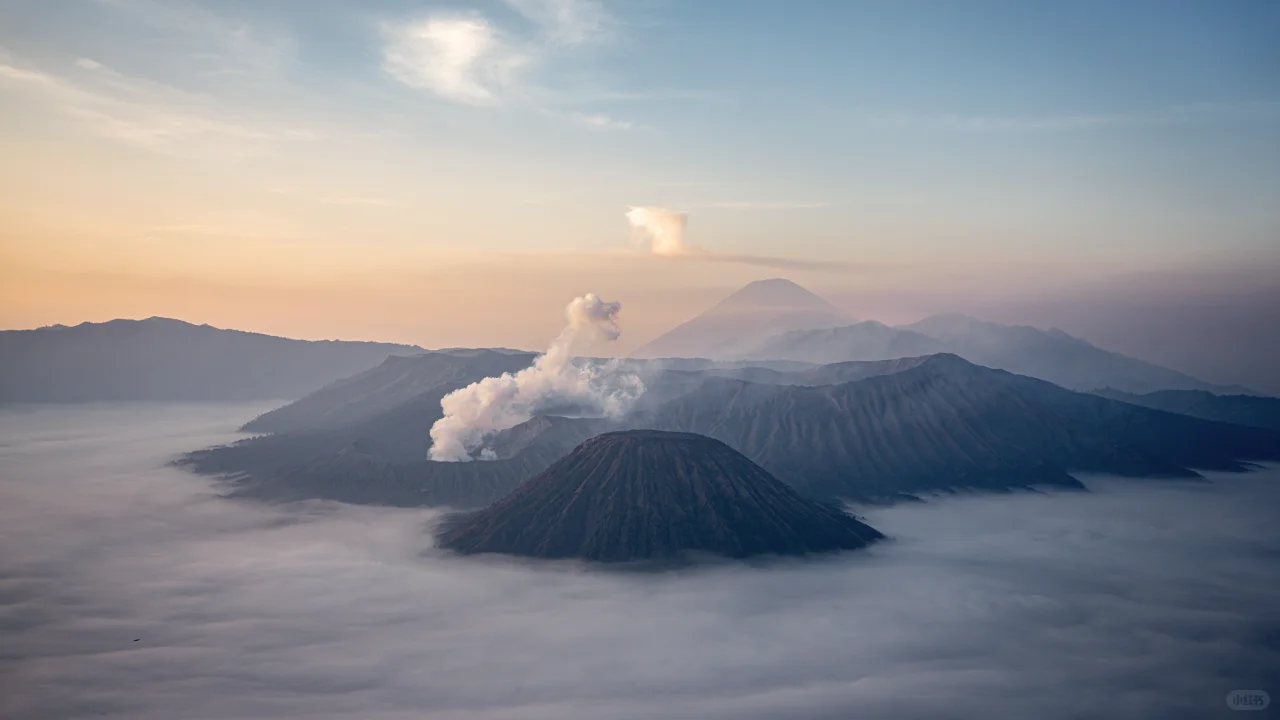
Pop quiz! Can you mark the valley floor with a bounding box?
[1,403,1276,720]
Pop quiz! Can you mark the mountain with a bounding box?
[243,349,537,434]
[1093,389,1280,431]
[245,353,821,437]
[437,430,884,562]
[183,354,1280,509]
[0,318,422,403]
[752,313,1237,394]
[751,321,945,364]
[631,278,851,359]
[640,354,1280,501]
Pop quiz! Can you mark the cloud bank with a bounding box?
[2,404,1278,719]
[428,294,643,461]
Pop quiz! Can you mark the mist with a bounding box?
[2,404,1277,719]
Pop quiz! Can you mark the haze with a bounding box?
[2,404,1277,719]
[2,1,1279,391]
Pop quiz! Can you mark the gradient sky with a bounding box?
[2,0,1278,358]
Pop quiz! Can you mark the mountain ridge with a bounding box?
[182,353,1280,509]
[0,317,422,403]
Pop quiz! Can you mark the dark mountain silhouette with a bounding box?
[751,311,1238,394]
[0,317,421,403]
[183,354,1280,509]
[1093,388,1280,431]
[632,278,851,359]
[437,430,883,562]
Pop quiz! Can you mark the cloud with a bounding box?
[382,2,622,119]
[94,0,294,77]
[382,15,530,106]
[504,0,609,45]
[626,206,693,256]
[579,112,633,131]
[0,55,321,154]
[624,206,866,274]
[3,404,1278,719]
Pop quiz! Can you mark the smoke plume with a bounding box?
[626,206,695,256]
[428,294,644,461]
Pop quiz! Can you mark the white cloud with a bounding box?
[382,2,614,110]
[382,15,530,106]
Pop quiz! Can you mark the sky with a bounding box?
[1,0,1278,364]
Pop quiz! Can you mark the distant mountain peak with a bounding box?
[711,278,843,314]
[632,279,851,359]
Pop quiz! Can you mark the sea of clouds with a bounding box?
[1,403,1277,719]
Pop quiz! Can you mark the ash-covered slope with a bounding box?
[438,430,883,562]
[243,349,537,434]
[1093,388,1280,431]
[643,354,1280,501]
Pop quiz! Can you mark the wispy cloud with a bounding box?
[382,14,530,106]
[577,112,633,131]
[503,0,610,46]
[0,55,321,154]
[624,206,858,274]
[93,0,293,77]
[382,0,635,132]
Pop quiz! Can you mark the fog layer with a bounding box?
[1,404,1277,719]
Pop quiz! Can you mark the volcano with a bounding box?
[437,430,883,562]
[632,278,850,359]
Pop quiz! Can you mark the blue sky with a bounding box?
[1,0,1278,350]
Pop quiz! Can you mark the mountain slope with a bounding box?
[901,314,1235,393]
[437,430,883,562]
[752,313,1234,394]
[1093,388,1280,431]
[185,354,1280,509]
[0,318,421,403]
[632,278,851,359]
[751,321,945,364]
[243,349,537,434]
[644,354,1280,500]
